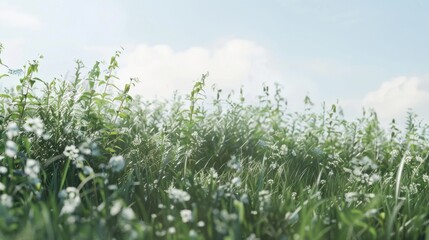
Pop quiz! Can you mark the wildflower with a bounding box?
[167,215,175,222]
[82,166,94,176]
[423,174,429,183]
[180,209,193,223]
[23,117,44,137]
[121,207,136,220]
[63,145,79,159]
[167,187,191,203]
[168,227,176,234]
[0,182,5,191]
[74,155,85,168]
[108,156,125,172]
[6,122,19,139]
[78,142,91,155]
[59,187,81,215]
[0,166,7,174]
[110,200,122,216]
[197,221,205,227]
[227,156,241,171]
[345,192,358,205]
[5,140,18,158]
[189,230,197,238]
[209,168,218,179]
[0,194,12,208]
[231,177,241,187]
[24,159,40,179]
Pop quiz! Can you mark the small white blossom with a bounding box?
[110,200,122,216]
[5,140,18,158]
[168,227,176,234]
[167,188,191,203]
[108,156,125,172]
[180,209,193,223]
[0,193,12,208]
[82,166,94,176]
[6,122,19,139]
[24,159,40,179]
[0,166,7,174]
[231,177,241,187]
[63,145,79,159]
[59,187,81,215]
[0,182,5,191]
[121,207,136,220]
[23,117,44,137]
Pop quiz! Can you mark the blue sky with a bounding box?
[1,0,429,125]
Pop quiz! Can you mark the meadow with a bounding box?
[1,45,429,239]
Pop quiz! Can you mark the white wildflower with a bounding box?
[63,145,79,159]
[59,187,81,215]
[24,159,40,179]
[121,207,136,220]
[6,122,19,139]
[0,182,5,191]
[345,192,359,205]
[209,168,218,179]
[231,177,241,187]
[0,166,7,174]
[180,209,193,223]
[0,194,12,208]
[82,166,94,176]
[167,187,191,203]
[197,221,205,227]
[23,117,44,137]
[108,156,125,172]
[110,200,122,216]
[168,227,176,234]
[5,140,18,158]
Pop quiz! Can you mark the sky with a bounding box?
[1,0,429,126]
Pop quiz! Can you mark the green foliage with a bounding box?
[1,44,429,239]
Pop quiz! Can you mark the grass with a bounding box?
[1,45,429,239]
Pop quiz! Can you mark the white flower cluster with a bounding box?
[6,122,19,139]
[23,117,44,137]
[108,156,125,172]
[59,187,81,215]
[167,187,191,203]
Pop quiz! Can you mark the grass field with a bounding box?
[1,47,429,239]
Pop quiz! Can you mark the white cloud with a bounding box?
[117,39,283,101]
[360,76,429,123]
[0,4,42,29]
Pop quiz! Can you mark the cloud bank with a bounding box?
[117,39,279,101]
[360,76,429,123]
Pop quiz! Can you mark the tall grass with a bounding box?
[1,45,429,239]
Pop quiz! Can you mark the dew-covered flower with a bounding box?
[167,187,191,203]
[59,187,81,215]
[6,122,19,139]
[109,156,125,172]
[24,159,40,179]
[23,117,44,137]
[63,145,79,159]
[5,140,18,158]
[0,194,13,208]
[121,207,136,220]
[180,209,193,223]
